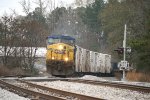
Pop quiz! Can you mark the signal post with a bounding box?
[116,24,131,81]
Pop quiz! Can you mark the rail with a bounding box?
[68,79,150,93]
[0,79,67,100]
[18,79,103,100]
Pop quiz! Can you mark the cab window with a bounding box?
[61,39,74,45]
[47,38,61,44]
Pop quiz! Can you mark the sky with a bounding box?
[0,0,75,16]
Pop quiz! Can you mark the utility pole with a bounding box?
[122,24,127,80]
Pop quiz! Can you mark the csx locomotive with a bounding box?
[46,35,112,76]
[46,35,76,76]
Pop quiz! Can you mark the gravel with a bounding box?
[0,87,29,100]
[114,81,150,87]
[32,75,150,100]
[33,81,150,100]
[12,80,79,100]
[80,75,150,87]
[1,75,150,100]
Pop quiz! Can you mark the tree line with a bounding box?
[0,0,149,74]
[81,0,150,72]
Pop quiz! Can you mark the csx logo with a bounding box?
[54,49,65,54]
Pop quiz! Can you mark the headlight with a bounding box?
[64,57,69,62]
[58,45,63,50]
[52,57,55,60]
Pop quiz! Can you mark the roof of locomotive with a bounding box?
[47,35,75,41]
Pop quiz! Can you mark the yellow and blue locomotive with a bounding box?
[46,35,75,76]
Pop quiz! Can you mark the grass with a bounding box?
[126,71,150,82]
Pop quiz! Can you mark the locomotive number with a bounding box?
[54,50,65,54]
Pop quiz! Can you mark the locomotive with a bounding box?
[46,35,76,76]
[46,34,112,76]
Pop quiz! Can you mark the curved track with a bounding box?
[0,79,103,100]
[68,79,150,93]
[0,79,66,100]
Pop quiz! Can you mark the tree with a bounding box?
[129,0,150,72]
[18,20,46,72]
[100,0,150,72]
[78,0,106,51]
[0,13,48,74]
[34,0,48,16]
[75,0,83,6]
[100,0,128,55]
[47,7,67,33]
[20,0,31,15]
[0,16,18,67]
[81,0,104,33]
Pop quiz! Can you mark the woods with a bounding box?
[99,0,150,72]
[0,0,149,75]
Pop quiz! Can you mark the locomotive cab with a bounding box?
[46,36,75,45]
[46,35,75,76]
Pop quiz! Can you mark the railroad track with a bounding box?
[0,79,103,100]
[68,79,150,93]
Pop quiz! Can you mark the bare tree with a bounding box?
[0,16,14,66]
[34,0,50,16]
[20,0,31,15]
[75,0,83,6]
[0,15,25,68]
[16,18,47,72]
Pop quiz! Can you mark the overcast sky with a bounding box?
[0,0,74,16]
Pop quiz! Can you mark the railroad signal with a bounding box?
[116,24,130,81]
[126,47,131,54]
[114,47,123,54]
[114,47,131,54]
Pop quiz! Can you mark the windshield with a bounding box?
[61,39,74,45]
[47,38,60,44]
[47,38,74,45]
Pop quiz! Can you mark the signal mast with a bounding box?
[118,24,130,81]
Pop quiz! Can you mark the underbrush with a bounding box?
[0,65,39,76]
[0,65,25,76]
[114,72,122,81]
[126,71,150,82]
[0,65,10,76]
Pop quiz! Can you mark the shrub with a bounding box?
[126,71,150,82]
[0,65,25,76]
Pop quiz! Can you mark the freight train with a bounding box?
[46,35,112,76]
